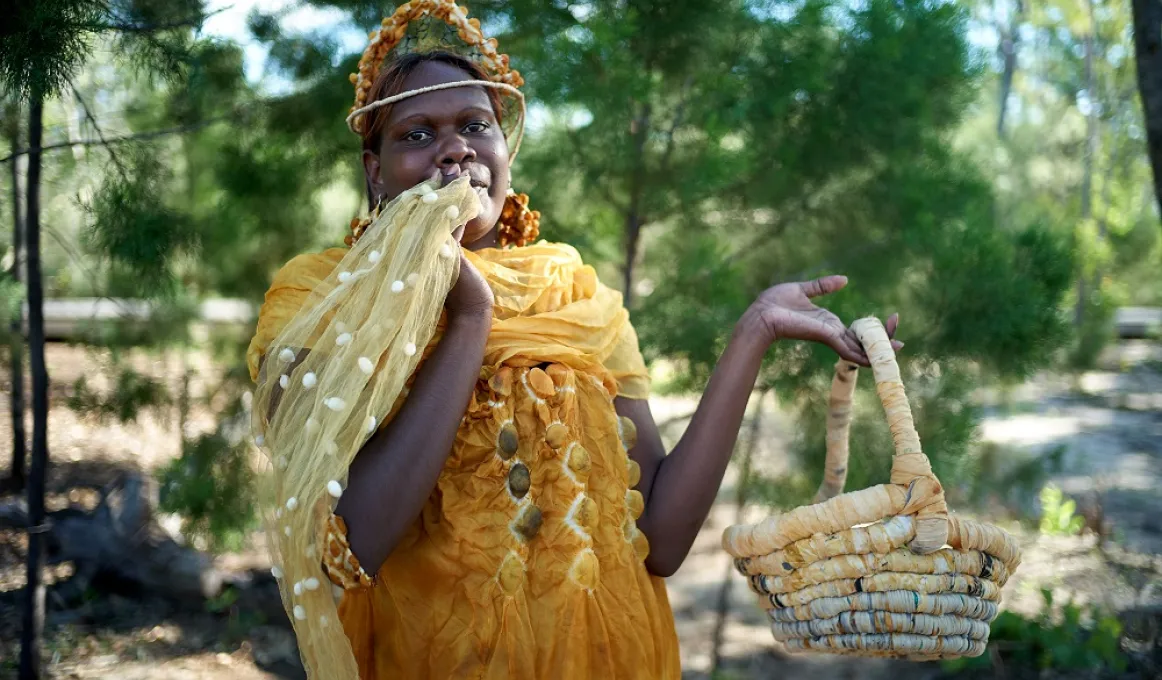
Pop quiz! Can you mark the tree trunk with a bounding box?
[622,103,651,309]
[1132,0,1162,221]
[623,214,642,309]
[1076,28,1098,327]
[5,104,27,491]
[0,474,288,622]
[996,0,1025,138]
[19,89,48,680]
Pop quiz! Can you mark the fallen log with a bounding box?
[0,473,286,625]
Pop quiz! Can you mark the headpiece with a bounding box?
[345,1,540,247]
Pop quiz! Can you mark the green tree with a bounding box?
[1,97,27,492]
[963,0,1159,364]
[1,1,210,675]
[507,0,1071,495]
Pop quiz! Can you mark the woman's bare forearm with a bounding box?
[334,312,490,575]
[633,312,769,576]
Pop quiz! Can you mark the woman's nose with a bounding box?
[438,135,476,168]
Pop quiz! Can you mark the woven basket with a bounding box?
[722,318,1021,660]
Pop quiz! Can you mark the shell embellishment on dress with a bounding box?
[512,504,543,541]
[508,463,531,499]
[497,421,519,460]
[545,423,569,450]
[627,459,642,487]
[618,416,637,450]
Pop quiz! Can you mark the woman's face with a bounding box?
[363,60,510,249]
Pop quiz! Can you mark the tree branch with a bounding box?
[74,6,230,34]
[69,80,129,182]
[659,76,693,175]
[0,117,228,165]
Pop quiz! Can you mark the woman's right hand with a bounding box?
[444,251,494,320]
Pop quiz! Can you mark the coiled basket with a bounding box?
[722,318,1021,660]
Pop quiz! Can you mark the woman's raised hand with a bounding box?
[742,275,901,366]
[444,252,495,321]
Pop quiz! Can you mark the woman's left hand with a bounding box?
[740,274,902,366]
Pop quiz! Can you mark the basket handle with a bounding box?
[850,317,948,553]
[812,359,859,503]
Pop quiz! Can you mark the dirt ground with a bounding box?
[0,341,1160,679]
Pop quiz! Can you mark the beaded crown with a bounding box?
[347,0,525,148]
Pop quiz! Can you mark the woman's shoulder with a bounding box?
[479,240,582,264]
[268,247,348,291]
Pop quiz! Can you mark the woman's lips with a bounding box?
[434,168,490,205]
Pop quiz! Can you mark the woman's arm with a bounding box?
[617,316,767,577]
[325,253,493,576]
[621,276,899,577]
[334,311,488,575]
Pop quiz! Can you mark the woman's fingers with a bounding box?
[800,275,848,299]
[835,328,871,366]
[842,316,903,362]
[886,313,904,352]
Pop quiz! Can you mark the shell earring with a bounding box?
[496,190,541,248]
[345,194,388,247]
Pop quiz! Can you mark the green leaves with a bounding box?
[0,0,99,98]
[943,589,1128,673]
[0,0,207,99]
[1038,483,1086,536]
[67,367,171,425]
[922,223,1073,378]
[84,151,198,298]
[158,430,258,553]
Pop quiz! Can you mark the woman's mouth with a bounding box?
[437,168,489,195]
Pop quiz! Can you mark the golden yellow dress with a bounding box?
[247,242,681,679]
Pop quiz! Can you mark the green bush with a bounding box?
[158,430,257,553]
[1039,483,1085,537]
[67,367,171,425]
[943,589,1126,674]
[1069,286,1118,371]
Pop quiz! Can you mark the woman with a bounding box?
[247,2,900,678]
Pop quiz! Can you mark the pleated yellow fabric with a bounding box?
[247,241,679,680]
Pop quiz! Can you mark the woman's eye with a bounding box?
[464,121,490,134]
[404,130,432,143]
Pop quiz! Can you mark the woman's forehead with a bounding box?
[386,61,496,123]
